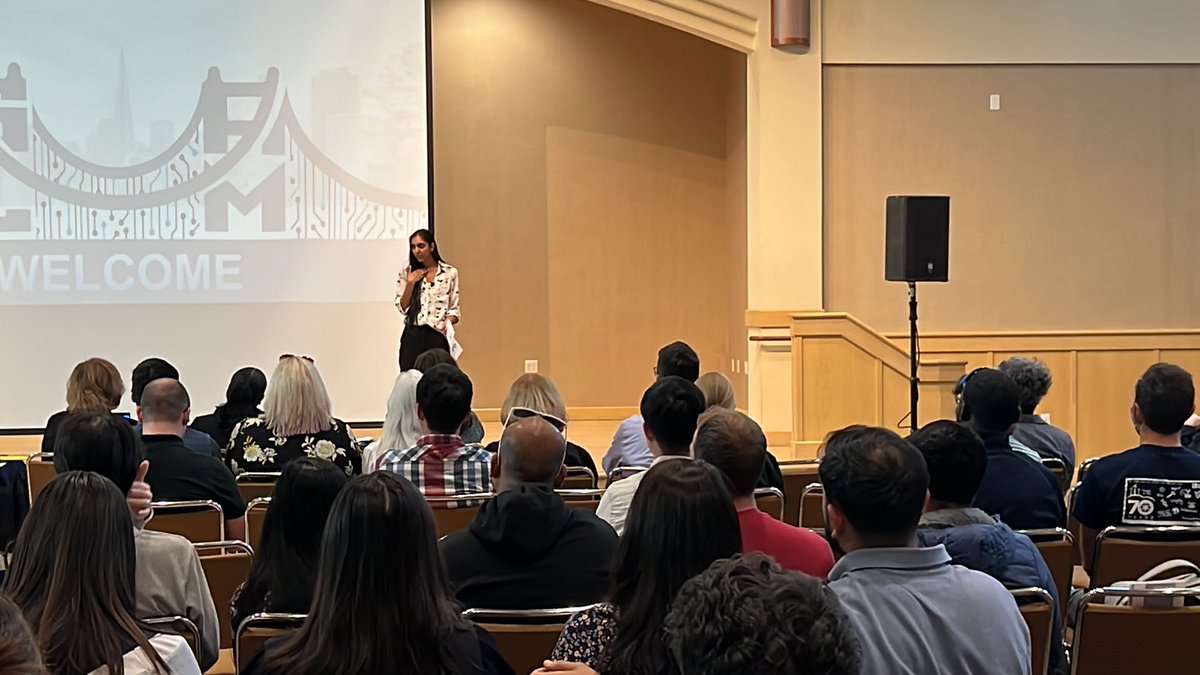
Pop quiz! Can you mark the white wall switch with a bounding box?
[989,94,1001,110]
[524,360,538,373]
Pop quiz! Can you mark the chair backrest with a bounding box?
[427,495,491,538]
[780,460,821,525]
[143,615,201,665]
[606,465,647,487]
[246,497,271,552]
[194,541,254,650]
[462,607,592,675]
[236,472,280,503]
[1090,525,1200,588]
[25,452,55,504]
[798,482,825,531]
[235,612,307,672]
[557,488,605,513]
[145,500,224,543]
[1041,457,1067,493]
[1070,587,1200,674]
[1076,457,1099,483]
[753,487,784,521]
[563,466,597,489]
[1065,483,1083,566]
[1011,588,1054,675]
[1018,527,1075,618]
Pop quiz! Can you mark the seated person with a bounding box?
[138,378,247,541]
[232,458,348,630]
[227,355,361,477]
[378,364,492,506]
[53,413,220,670]
[190,366,267,450]
[364,370,425,472]
[483,373,598,478]
[694,408,834,578]
[911,420,1065,675]
[822,425,1031,674]
[130,357,222,458]
[0,591,46,672]
[597,376,706,535]
[603,341,700,474]
[999,357,1078,484]
[441,416,617,609]
[41,357,129,454]
[696,371,785,495]
[959,368,1065,530]
[414,348,486,444]
[1075,363,1200,574]
[663,555,862,675]
[6,472,203,675]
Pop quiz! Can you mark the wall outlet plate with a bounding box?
[524,359,538,373]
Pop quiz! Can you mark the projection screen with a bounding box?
[0,0,430,428]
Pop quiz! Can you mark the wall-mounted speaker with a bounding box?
[772,0,810,50]
[885,196,950,283]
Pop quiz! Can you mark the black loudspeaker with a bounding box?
[885,196,950,282]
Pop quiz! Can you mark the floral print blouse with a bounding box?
[394,261,461,330]
[226,416,361,477]
[550,603,619,670]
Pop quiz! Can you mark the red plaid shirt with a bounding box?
[378,434,492,508]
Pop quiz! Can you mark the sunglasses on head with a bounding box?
[505,406,567,434]
[280,354,315,363]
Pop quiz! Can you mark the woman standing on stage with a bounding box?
[396,228,460,370]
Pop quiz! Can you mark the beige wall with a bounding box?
[824,0,1200,64]
[433,0,748,407]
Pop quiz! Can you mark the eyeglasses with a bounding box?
[280,354,315,363]
[504,406,567,435]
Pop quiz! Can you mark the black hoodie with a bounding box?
[439,485,618,610]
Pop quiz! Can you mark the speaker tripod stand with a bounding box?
[906,281,919,432]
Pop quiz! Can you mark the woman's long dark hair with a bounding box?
[4,472,169,675]
[604,460,741,675]
[257,472,469,675]
[406,228,443,326]
[232,458,348,628]
[216,366,268,431]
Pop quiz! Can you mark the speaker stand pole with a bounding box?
[907,281,919,432]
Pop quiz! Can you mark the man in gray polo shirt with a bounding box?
[820,425,1031,675]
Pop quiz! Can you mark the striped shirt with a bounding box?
[378,434,492,508]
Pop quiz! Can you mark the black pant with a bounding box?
[399,323,451,370]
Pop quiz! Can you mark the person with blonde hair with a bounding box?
[227,355,361,477]
[363,370,424,472]
[696,372,735,410]
[483,373,598,476]
[41,357,128,454]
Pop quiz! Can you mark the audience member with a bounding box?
[242,473,514,675]
[696,371,735,410]
[231,457,348,630]
[441,416,617,609]
[911,420,1065,675]
[362,370,424,472]
[545,460,741,674]
[131,357,222,458]
[821,425,1030,675]
[0,595,45,675]
[139,378,247,541]
[4,472,203,675]
[602,341,700,473]
[52,413,220,670]
[662,555,862,675]
[483,373,598,477]
[695,409,833,577]
[414,348,485,444]
[190,366,267,450]
[999,357,1078,483]
[597,376,706,534]
[40,357,128,454]
[227,355,361,477]
[1075,363,1200,573]
[379,364,492,506]
[958,368,1065,529]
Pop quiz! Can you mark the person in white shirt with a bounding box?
[396,228,461,369]
[4,471,203,675]
[596,376,706,535]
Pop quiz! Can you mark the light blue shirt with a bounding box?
[829,545,1031,675]
[602,415,653,474]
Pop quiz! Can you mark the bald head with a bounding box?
[496,416,567,489]
[139,378,190,433]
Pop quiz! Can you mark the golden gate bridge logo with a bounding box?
[0,63,427,241]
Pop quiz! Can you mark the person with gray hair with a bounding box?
[998,357,1077,483]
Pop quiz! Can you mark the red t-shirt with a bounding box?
[738,507,835,580]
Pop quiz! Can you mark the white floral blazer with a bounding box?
[395,261,461,330]
[226,416,361,477]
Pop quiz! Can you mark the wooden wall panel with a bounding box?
[1074,351,1155,458]
[799,338,882,439]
